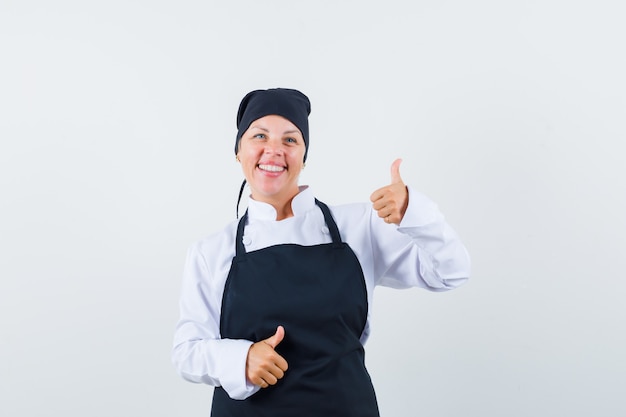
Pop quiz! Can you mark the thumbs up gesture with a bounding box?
[246,326,289,388]
[370,159,409,225]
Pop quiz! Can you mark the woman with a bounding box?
[172,88,471,417]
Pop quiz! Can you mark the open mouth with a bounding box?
[257,164,285,173]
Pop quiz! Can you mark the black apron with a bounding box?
[211,199,380,417]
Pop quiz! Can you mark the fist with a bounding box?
[370,158,409,225]
[246,326,289,388]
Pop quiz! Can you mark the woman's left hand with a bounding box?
[370,158,409,225]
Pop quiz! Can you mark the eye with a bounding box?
[285,137,297,144]
[253,133,266,139]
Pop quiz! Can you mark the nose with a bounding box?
[264,140,284,155]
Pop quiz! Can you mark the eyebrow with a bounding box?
[249,126,301,135]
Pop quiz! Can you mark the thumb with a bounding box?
[264,325,285,349]
[390,158,403,184]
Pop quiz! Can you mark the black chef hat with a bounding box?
[235,88,311,162]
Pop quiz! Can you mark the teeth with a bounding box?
[258,164,284,172]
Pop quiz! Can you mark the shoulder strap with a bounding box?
[314,199,343,245]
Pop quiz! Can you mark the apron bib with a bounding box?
[211,199,379,417]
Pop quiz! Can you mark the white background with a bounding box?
[1,1,625,416]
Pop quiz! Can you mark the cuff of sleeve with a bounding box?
[397,186,440,228]
[215,339,259,400]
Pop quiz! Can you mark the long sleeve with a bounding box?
[171,243,260,400]
[368,186,471,290]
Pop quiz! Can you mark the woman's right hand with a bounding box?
[246,326,289,388]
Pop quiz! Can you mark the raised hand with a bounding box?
[370,158,409,225]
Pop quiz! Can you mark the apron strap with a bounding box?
[314,199,343,245]
[235,210,248,256]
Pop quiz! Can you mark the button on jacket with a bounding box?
[172,185,470,400]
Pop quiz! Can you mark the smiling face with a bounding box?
[237,115,306,209]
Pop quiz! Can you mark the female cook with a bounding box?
[172,88,471,417]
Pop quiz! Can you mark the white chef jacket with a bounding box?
[172,185,470,400]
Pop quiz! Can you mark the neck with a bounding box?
[251,187,300,221]
[273,200,295,221]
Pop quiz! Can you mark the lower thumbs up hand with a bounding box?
[246,326,289,388]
